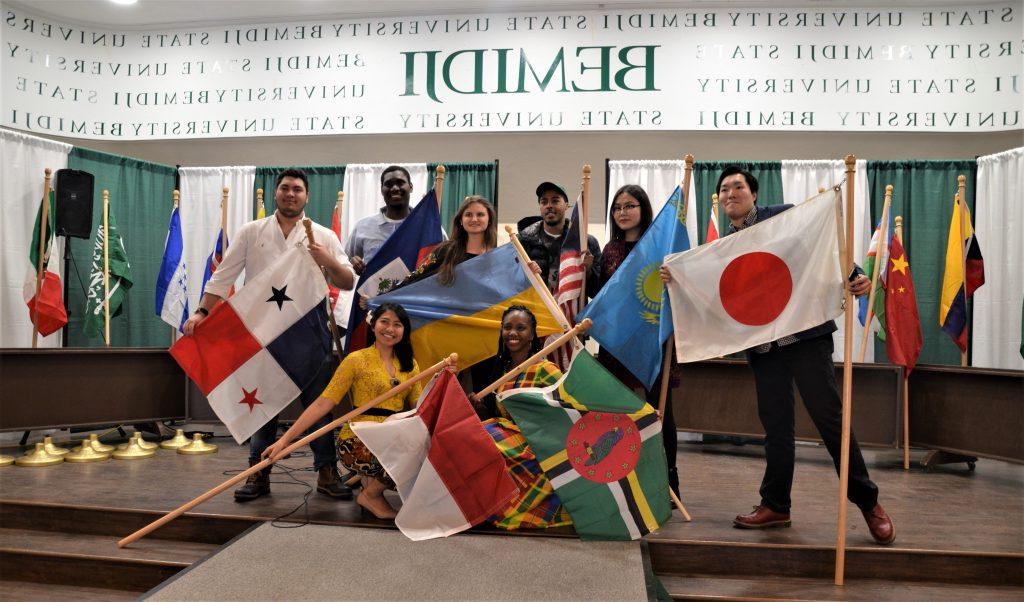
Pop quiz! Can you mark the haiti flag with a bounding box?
[170,245,331,443]
[662,188,845,363]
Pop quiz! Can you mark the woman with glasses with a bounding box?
[594,184,680,499]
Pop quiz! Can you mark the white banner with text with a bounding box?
[2,2,1021,139]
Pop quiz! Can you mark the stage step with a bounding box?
[659,574,1024,601]
[0,500,258,595]
[648,540,1024,588]
[0,580,137,601]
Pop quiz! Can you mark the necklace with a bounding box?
[379,349,400,387]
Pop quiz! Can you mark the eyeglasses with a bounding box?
[612,204,640,213]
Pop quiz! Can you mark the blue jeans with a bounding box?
[248,356,339,470]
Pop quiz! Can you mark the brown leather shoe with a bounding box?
[862,504,896,545]
[733,505,791,529]
[317,465,354,500]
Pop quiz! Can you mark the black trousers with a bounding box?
[645,377,678,494]
[748,335,878,514]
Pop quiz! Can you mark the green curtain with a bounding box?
[867,160,977,366]
[253,165,346,227]
[65,147,177,347]
[693,161,784,245]
[427,162,497,230]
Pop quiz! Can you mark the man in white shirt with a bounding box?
[345,165,413,273]
[183,168,356,502]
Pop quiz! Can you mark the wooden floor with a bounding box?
[1,437,1020,552]
[1,433,1021,599]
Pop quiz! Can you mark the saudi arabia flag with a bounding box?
[499,351,671,540]
[84,207,133,340]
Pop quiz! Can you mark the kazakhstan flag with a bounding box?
[578,186,690,389]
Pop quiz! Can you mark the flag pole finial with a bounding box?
[886,184,893,195]
[684,154,694,167]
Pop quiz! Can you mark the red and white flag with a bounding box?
[706,205,720,242]
[170,245,332,443]
[663,189,844,363]
[351,370,517,541]
[550,200,585,370]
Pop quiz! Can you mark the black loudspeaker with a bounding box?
[54,169,95,239]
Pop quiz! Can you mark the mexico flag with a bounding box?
[170,245,331,443]
[23,190,67,337]
[663,188,845,363]
[351,369,517,541]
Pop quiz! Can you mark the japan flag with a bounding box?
[663,189,845,363]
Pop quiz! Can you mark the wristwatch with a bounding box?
[195,307,209,317]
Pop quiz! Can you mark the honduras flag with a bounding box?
[346,188,444,351]
[578,186,690,389]
[155,206,189,331]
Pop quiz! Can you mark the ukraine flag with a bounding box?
[369,244,563,369]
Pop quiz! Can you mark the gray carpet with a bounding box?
[147,523,647,601]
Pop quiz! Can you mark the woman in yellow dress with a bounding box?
[263,303,421,519]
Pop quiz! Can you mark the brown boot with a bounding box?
[733,505,791,529]
[234,460,271,502]
[862,504,896,545]
[317,464,354,500]
[355,477,397,520]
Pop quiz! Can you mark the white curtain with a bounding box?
[339,163,429,244]
[781,160,873,363]
[606,160,698,247]
[973,147,1024,370]
[177,167,256,311]
[0,129,71,348]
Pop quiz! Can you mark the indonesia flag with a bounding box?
[351,369,517,541]
[170,245,331,443]
[663,188,844,363]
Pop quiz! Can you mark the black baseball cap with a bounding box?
[535,181,568,201]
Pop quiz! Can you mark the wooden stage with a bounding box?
[1,433,1021,600]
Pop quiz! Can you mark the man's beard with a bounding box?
[278,204,304,218]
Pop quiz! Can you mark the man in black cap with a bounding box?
[519,181,601,297]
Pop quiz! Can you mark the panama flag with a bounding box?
[155,206,189,331]
[663,188,844,363]
[170,245,331,443]
[351,369,517,541]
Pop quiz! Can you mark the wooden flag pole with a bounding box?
[578,164,591,315]
[505,225,573,330]
[435,165,446,205]
[858,185,892,362]
[220,187,229,259]
[170,190,181,346]
[303,218,344,355]
[834,155,857,586]
[957,175,968,367]
[118,353,458,548]
[655,153,694,522]
[102,190,111,347]
[31,168,54,349]
[256,187,264,218]
[895,215,912,470]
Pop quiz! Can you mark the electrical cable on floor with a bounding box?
[222,451,316,529]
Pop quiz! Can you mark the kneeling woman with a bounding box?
[263,303,421,519]
[478,305,572,530]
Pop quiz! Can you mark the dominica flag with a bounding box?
[170,245,331,443]
[499,350,671,540]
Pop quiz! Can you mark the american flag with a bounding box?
[551,201,585,370]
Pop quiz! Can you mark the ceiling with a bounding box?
[6,0,972,29]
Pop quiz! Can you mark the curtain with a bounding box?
[178,166,256,314]
[253,165,345,227]
[339,163,429,244]
[867,160,977,366]
[606,160,698,246]
[781,160,873,362]
[427,162,497,231]
[973,148,1024,370]
[65,147,177,347]
[0,129,71,347]
[693,161,784,246]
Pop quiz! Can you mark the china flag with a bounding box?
[884,235,922,373]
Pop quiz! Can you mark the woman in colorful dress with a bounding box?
[595,184,680,498]
[263,303,421,519]
[476,305,572,530]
